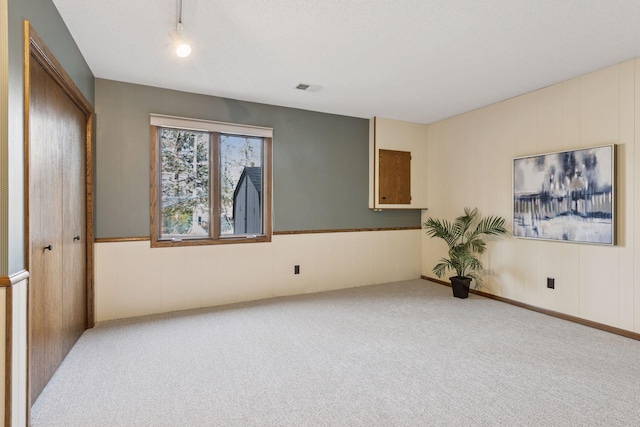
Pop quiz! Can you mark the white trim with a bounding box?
[150,114,273,138]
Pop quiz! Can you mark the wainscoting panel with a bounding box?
[94,230,422,322]
[10,279,27,427]
[0,288,5,424]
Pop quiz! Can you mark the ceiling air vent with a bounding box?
[295,83,323,92]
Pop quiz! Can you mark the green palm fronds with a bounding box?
[423,207,507,282]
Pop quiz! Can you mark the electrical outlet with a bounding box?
[294,265,300,275]
[547,277,555,289]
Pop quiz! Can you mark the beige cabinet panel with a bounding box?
[369,117,428,209]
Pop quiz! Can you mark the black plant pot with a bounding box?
[450,276,472,299]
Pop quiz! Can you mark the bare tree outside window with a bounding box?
[220,135,263,235]
[160,129,210,238]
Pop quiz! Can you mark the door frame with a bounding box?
[22,20,95,418]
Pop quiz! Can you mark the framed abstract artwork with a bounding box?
[513,144,615,245]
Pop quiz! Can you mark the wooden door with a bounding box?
[378,149,411,204]
[61,90,87,356]
[29,58,64,403]
[28,54,87,403]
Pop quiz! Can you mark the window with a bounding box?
[150,115,272,247]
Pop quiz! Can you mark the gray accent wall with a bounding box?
[4,0,94,274]
[96,79,420,238]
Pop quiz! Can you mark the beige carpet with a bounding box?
[32,279,640,426]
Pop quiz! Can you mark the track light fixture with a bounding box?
[173,0,191,58]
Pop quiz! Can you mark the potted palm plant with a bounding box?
[423,207,507,298]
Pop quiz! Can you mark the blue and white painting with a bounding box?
[513,145,615,245]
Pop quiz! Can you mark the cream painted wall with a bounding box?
[95,230,421,322]
[423,59,639,333]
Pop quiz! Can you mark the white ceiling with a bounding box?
[52,0,640,124]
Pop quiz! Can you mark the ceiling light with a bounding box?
[176,41,192,58]
[173,0,191,58]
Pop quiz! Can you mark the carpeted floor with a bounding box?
[32,279,640,426]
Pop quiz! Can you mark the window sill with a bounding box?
[150,235,271,248]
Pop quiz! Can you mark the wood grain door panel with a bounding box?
[378,149,411,204]
[61,93,87,355]
[28,55,87,403]
[29,58,64,402]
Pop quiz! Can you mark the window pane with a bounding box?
[220,135,263,235]
[160,129,210,238]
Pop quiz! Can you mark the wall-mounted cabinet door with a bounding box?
[378,149,411,204]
